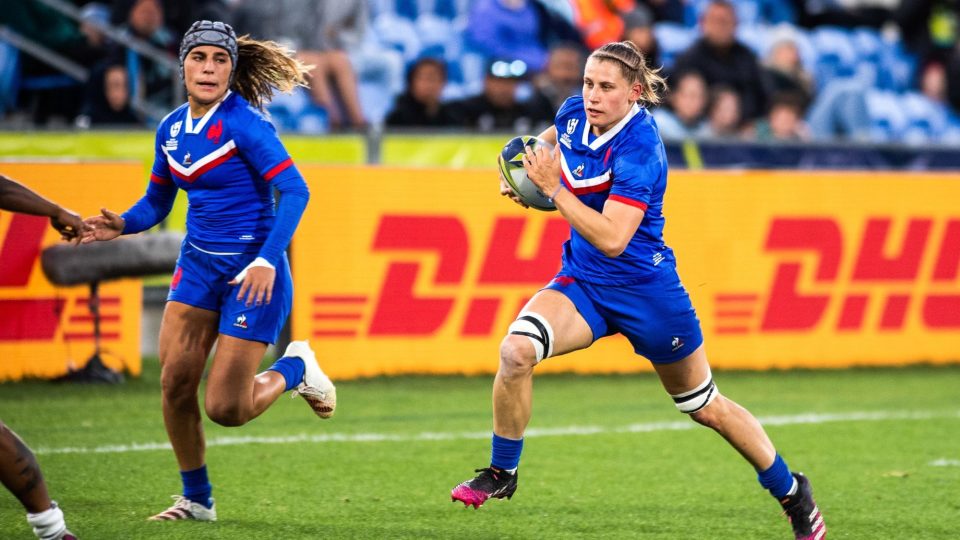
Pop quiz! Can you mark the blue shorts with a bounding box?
[545,265,703,364]
[168,241,292,344]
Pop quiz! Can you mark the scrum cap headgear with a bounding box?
[179,20,238,82]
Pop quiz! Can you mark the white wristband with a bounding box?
[231,256,275,284]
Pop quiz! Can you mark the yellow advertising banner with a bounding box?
[293,167,960,378]
[0,162,143,380]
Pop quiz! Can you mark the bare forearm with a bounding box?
[0,176,60,217]
[553,190,625,256]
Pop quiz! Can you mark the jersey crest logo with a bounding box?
[170,121,182,138]
[566,118,578,134]
[573,163,585,177]
[206,119,223,144]
[182,152,192,166]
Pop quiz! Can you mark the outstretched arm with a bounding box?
[0,174,87,241]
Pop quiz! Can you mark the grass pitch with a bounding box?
[1,361,958,539]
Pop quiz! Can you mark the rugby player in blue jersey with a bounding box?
[81,21,336,522]
[451,41,826,540]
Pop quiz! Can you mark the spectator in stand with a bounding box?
[697,84,744,139]
[449,59,555,133]
[653,70,708,140]
[78,63,142,127]
[620,5,661,70]
[895,0,960,64]
[761,30,814,111]
[111,0,229,41]
[466,0,550,73]
[672,0,767,121]
[753,90,809,141]
[386,58,457,128]
[568,0,637,50]
[533,43,586,111]
[795,0,892,29]
[109,0,179,110]
[0,0,110,124]
[231,0,369,130]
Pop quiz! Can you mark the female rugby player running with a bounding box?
[450,41,825,540]
[82,21,336,523]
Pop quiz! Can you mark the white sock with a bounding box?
[26,502,67,540]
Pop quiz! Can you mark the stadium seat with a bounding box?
[416,13,460,60]
[373,12,423,63]
[810,26,858,90]
[0,41,21,114]
[864,90,907,142]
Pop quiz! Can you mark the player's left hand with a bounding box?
[523,143,562,195]
[229,258,276,307]
[50,206,89,243]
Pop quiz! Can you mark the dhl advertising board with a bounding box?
[293,167,960,378]
[0,163,142,381]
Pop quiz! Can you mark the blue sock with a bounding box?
[267,356,306,392]
[757,454,795,499]
[490,433,523,472]
[181,465,213,508]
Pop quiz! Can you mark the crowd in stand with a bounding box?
[2,0,960,145]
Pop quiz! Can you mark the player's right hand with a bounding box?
[50,206,89,243]
[81,208,124,243]
[498,168,529,209]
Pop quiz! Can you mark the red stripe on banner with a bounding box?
[63,332,120,341]
[313,295,367,304]
[715,294,759,303]
[150,173,172,185]
[312,313,363,320]
[263,158,293,181]
[312,330,358,337]
[0,214,48,286]
[608,194,648,211]
[69,314,121,323]
[716,326,750,334]
[75,297,121,306]
[0,299,65,340]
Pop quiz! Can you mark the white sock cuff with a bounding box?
[27,502,66,540]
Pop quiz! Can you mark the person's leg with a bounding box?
[326,49,367,128]
[203,335,276,426]
[151,301,219,520]
[453,287,595,508]
[653,346,825,538]
[492,289,594,440]
[300,51,342,128]
[652,345,777,469]
[0,421,50,513]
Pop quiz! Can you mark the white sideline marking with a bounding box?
[929,459,960,467]
[34,409,959,456]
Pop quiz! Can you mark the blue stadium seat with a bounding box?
[0,41,21,113]
[416,13,459,60]
[864,90,907,142]
[372,12,423,62]
[810,26,858,90]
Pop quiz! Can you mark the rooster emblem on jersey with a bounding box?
[206,119,223,144]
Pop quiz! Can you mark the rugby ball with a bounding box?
[497,135,556,211]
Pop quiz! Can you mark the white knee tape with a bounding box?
[508,311,554,362]
[671,370,718,414]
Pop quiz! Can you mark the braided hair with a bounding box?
[589,41,665,106]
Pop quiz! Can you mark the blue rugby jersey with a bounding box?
[123,91,308,266]
[554,95,675,285]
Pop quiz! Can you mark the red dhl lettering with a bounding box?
[311,215,566,338]
[715,217,960,334]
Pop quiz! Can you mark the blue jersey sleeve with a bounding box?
[608,146,663,211]
[234,109,309,267]
[121,127,178,234]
